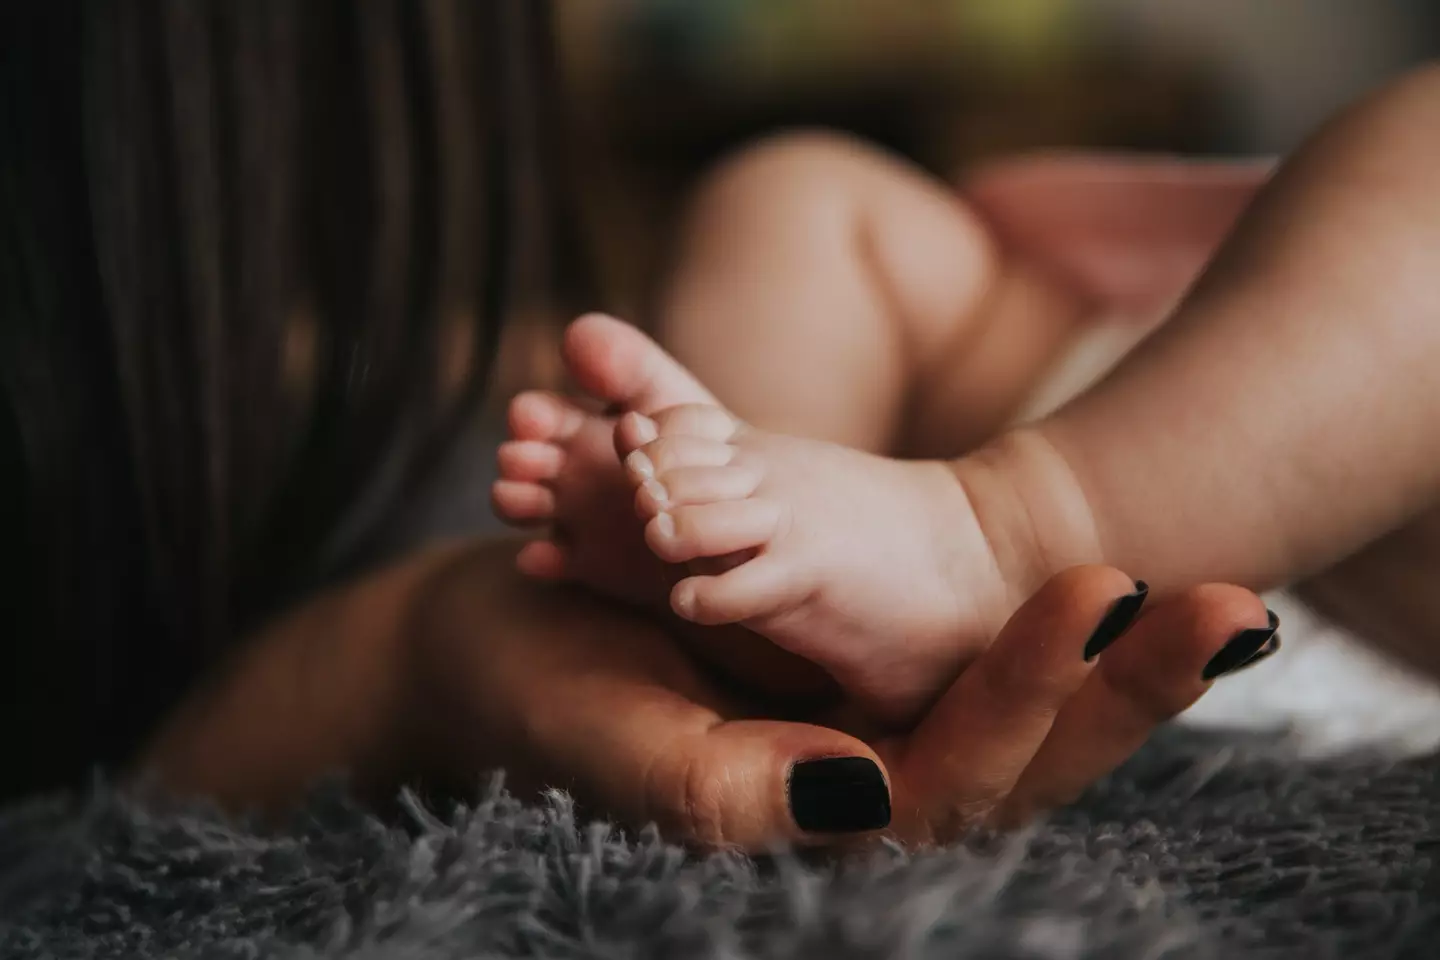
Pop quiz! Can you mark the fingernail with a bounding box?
[642,478,669,507]
[653,512,675,539]
[1231,633,1282,675]
[1203,610,1281,680]
[788,757,891,833]
[629,413,659,444]
[625,450,654,480]
[1083,580,1149,661]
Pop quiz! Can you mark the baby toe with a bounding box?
[614,411,660,460]
[650,404,738,442]
[508,390,587,444]
[645,499,783,564]
[562,313,717,414]
[635,464,763,518]
[516,538,569,579]
[491,480,557,524]
[497,440,565,483]
[624,435,733,484]
[672,556,805,626]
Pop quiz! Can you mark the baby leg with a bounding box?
[497,134,1263,584]
[495,134,1273,721]
[655,130,1081,455]
[994,65,1440,634]
[494,135,1094,654]
[657,131,1266,458]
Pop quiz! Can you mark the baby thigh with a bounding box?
[656,130,1076,455]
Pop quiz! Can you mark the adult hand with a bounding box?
[880,567,1276,838]
[408,542,1276,848]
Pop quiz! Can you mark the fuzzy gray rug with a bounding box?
[1,728,1438,960]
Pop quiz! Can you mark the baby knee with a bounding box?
[1302,61,1440,172]
[685,129,880,225]
[714,128,875,175]
[1368,61,1440,114]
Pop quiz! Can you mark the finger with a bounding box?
[648,722,894,850]
[421,545,888,853]
[534,673,892,850]
[995,584,1277,826]
[887,565,1141,844]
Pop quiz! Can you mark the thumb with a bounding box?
[508,617,891,851]
[522,667,894,850]
[604,714,893,851]
[418,546,891,852]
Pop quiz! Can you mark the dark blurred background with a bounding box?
[493,0,1440,395]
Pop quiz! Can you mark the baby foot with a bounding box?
[492,315,847,701]
[492,390,660,607]
[616,404,1014,724]
[491,314,717,609]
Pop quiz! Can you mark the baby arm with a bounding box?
[1002,65,1440,597]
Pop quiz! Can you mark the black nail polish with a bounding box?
[1083,580,1149,661]
[1231,633,1282,675]
[788,757,891,834]
[1203,610,1282,680]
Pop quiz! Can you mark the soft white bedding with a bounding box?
[1179,589,1440,757]
[1020,321,1440,759]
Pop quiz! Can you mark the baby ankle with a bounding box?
[950,427,1105,602]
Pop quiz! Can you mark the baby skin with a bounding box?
[495,315,1008,725]
[500,65,1440,726]
[496,139,1271,725]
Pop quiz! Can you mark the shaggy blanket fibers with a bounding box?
[7,431,1435,958]
[2,729,1439,960]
